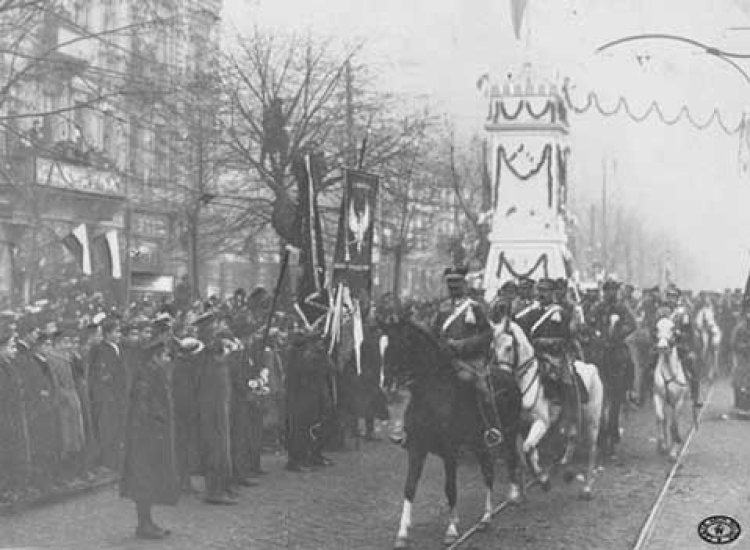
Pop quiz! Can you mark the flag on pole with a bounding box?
[292,151,328,328]
[62,223,92,275]
[92,229,122,279]
[510,0,529,40]
[332,168,379,296]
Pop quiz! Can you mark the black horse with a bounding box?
[378,312,523,549]
[590,339,631,458]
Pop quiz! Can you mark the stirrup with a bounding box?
[484,428,503,447]
[389,433,408,447]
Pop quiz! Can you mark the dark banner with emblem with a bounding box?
[332,169,379,297]
[293,152,328,326]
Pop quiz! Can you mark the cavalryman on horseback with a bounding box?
[589,280,637,376]
[388,266,501,446]
[589,279,637,453]
[654,285,703,409]
[524,278,585,435]
[435,266,502,445]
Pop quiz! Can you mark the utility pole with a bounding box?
[345,58,356,167]
[589,203,596,278]
[601,155,608,276]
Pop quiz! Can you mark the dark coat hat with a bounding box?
[603,280,621,291]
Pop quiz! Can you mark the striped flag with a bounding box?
[93,229,122,279]
[61,223,92,275]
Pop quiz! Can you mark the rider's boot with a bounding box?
[684,353,704,408]
[388,418,407,447]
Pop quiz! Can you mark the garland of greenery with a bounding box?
[496,251,549,279]
[562,79,744,135]
[499,100,525,121]
[497,99,557,123]
[495,144,553,209]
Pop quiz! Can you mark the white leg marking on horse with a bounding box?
[508,483,521,503]
[482,489,493,522]
[398,500,412,540]
[446,507,459,538]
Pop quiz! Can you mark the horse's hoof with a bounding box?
[508,486,523,504]
[394,536,410,549]
[540,476,552,492]
[579,487,593,501]
[563,470,576,484]
[444,533,459,546]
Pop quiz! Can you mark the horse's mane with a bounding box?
[398,319,452,372]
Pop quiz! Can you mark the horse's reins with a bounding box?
[658,338,687,407]
[495,327,542,405]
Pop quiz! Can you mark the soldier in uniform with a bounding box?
[655,286,702,409]
[434,266,500,444]
[524,278,585,436]
[588,280,636,453]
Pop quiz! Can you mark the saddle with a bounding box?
[537,352,589,405]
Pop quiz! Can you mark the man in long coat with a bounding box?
[43,332,85,471]
[172,323,201,494]
[120,332,179,539]
[285,328,333,471]
[0,325,29,492]
[15,319,58,481]
[88,319,127,471]
[195,312,237,505]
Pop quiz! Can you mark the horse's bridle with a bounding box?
[495,325,539,399]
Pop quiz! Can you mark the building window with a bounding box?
[73,0,89,28]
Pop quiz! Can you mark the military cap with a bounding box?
[602,280,621,291]
[537,278,555,291]
[554,278,568,291]
[519,277,535,288]
[665,285,681,297]
[443,266,469,280]
[499,280,518,295]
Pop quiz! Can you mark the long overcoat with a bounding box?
[120,345,180,505]
[196,342,232,481]
[15,342,59,470]
[46,349,85,456]
[0,354,29,488]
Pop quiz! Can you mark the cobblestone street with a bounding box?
[0,384,706,550]
[644,379,748,549]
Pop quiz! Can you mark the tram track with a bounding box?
[631,384,715,550]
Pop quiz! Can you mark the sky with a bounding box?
[221,0,750,290]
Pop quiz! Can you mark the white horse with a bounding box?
[653,317,689,460]
[491,316,604,500]
[695,304,721,382]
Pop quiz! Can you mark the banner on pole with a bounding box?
[293,152,328,328]
[332,168,379,297]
